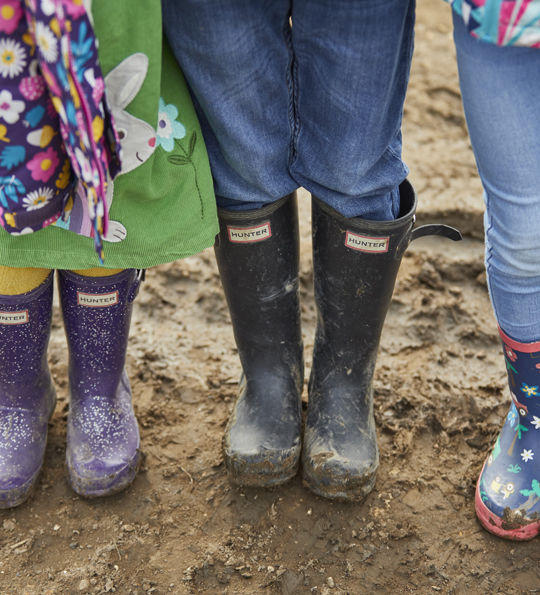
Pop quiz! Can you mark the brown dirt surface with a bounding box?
[2,2,537,595]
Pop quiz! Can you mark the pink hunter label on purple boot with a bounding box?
[77,291,119,307]
[0,311,29,324]
[345,232,389,253]
[227,222,272,243]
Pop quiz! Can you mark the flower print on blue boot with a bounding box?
[476,329,540,540]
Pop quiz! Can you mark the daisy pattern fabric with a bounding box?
[446,0,540,46]
[0,0,120,261]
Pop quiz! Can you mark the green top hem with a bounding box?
[0,224,218,270]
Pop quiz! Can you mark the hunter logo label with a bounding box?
[345,232,390,253]
[0,310,28,324]
[77,291,119,307]
[228,222,272,243]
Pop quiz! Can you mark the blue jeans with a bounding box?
[453,14,540,343]
[162,0,415,219]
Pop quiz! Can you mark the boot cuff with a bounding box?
[217,192,296,222]
[499,326,540,353]
[58,269,135,288]
[312,179,417,233]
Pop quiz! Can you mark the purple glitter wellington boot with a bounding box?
[0,272,56,508]
[58,269,143,497]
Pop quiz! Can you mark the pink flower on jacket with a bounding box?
[62,0,87,19]
[0,0,23,35]
[26,147,60,182]
[505,344,518,362]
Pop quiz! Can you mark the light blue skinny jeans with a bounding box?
[161,0,415,220]
[453,14,540,343]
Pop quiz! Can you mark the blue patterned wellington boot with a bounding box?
[0,273,56,508]
[58,269,142,497]
[476,328,540,540]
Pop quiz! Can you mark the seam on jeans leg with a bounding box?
[282,13,298,166]
[484,190,500,327]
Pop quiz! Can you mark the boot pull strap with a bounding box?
[396,223,462,259]
[411,224,462,243]
[128,269,145,303]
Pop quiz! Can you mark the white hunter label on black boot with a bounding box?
[0,310,28,324]
[345,231,389,253]
[77,291,119,307]
[227,222,272,243]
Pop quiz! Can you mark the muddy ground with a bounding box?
[2,2,537,594]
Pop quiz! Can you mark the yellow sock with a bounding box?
[0,266,51,295]
[73,268,124,277]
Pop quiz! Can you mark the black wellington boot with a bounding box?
[303,180,461,501]
[214,193,304,487]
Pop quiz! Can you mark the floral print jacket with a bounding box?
[0,0,121,261]
[446,0,540,46]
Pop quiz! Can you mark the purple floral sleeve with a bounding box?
[0,0,121,262]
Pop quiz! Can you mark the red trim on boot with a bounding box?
[499,326,540,354]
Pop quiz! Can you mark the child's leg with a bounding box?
[0,267,51,295]
[0,267,56,508]
[453,14,540,540]
[59,268,142,497]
